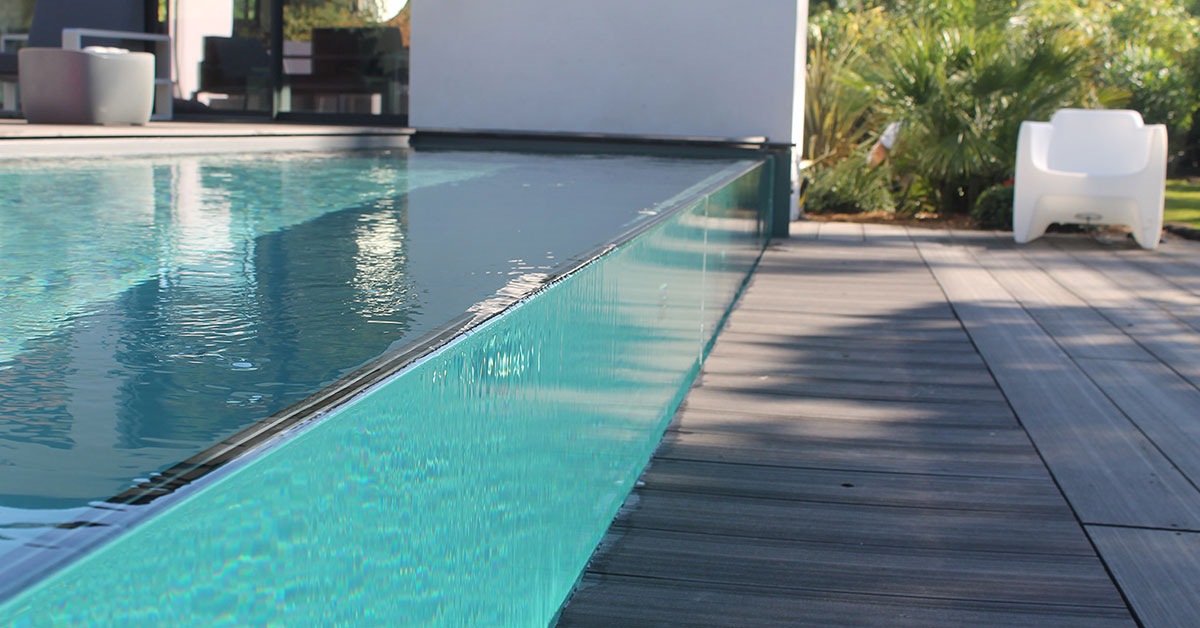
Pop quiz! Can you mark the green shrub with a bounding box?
[805,157,894,215]
[804,8,887,169]
[971,184,1014,229]
[808,0,1200,212]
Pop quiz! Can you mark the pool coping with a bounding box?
[0,121,413,158]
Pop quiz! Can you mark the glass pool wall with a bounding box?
[0,162,770,627]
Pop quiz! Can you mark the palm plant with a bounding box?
[863,2,1091,213]
[803,8,886,168]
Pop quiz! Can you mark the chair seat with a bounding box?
[19,47,154,125]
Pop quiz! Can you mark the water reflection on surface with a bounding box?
[0,149,744,512]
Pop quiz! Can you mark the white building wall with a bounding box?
[410,0,807,146]
[170,0,233,101]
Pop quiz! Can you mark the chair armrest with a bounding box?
[1147,124,1168,178]
[1018,122,1054,172]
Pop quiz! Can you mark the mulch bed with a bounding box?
[803,211,975,229]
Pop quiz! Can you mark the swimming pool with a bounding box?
[0,144,771,625]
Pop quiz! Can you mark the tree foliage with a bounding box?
[0,0,35,33]
[284,0,409,42]
[804,8,887,168]
[805,0,1200,217]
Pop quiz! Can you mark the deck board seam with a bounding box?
[699,373,1002,391]
[604,522,1101,559]
[644,454,1050,480]
[1083,522,1200,534]
[626,486,1070,517]
[620,485,1073,516]
[690,384,1013,406]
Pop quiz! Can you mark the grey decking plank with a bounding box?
[558,574,1134,628]
[1076,357,1200,487]
[789,219,820,240]
[681,387,1017,427]
[700,354,996,386]
[671,407,1023,445]
[696,371,1006,404]
[863,221,922,242]
[913,232,1200,529]
[639,458,1070,514]
[755,250,935,264]
[764,237,918,257]
[816,221,865,241]
[1087,526,1200,628]
[715,326,980,354]
[741,276,949,299]
[752,262,940,281]
[746,261,939,281]
[659,419,1047,479]
[721,308,974,343]
[747,277,948,299]
[709,332,988,366]
[1017,241,1200,390]
[752,257,931,273]
[720,318,973,345]
[729,293,958,319]
[612,489,1097,556]
[588,528,1125,607]
[748,272,945,292]
[747,271,946,289]
[1052,240,1200,334]
[1118,241,1200,297]
[721,307,969,330]
[965,240,1156,362]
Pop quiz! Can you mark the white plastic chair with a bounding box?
[1013,109,1167,249]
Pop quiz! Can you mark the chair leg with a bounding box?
[1132,200,1164,250]
[1012,195,1049,244]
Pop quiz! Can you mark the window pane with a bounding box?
[278,0,409,117]
[182,0,273,113]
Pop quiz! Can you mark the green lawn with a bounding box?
[1166,180,1200,228]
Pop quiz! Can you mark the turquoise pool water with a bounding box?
[0,146,770,625]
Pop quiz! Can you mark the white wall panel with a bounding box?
[410,0,807,144]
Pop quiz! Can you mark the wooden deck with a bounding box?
[558,222,1200,627]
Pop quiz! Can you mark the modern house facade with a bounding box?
[3,0,808,219]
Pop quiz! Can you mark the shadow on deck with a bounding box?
[558,223,1200,628]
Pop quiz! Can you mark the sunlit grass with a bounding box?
[1165,180,1200,228]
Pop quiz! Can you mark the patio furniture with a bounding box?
[0,0,169,120]
[1013,108,1167,249]
[60,28,172,120]
[198,36,270,103]
[18,47,154,125]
